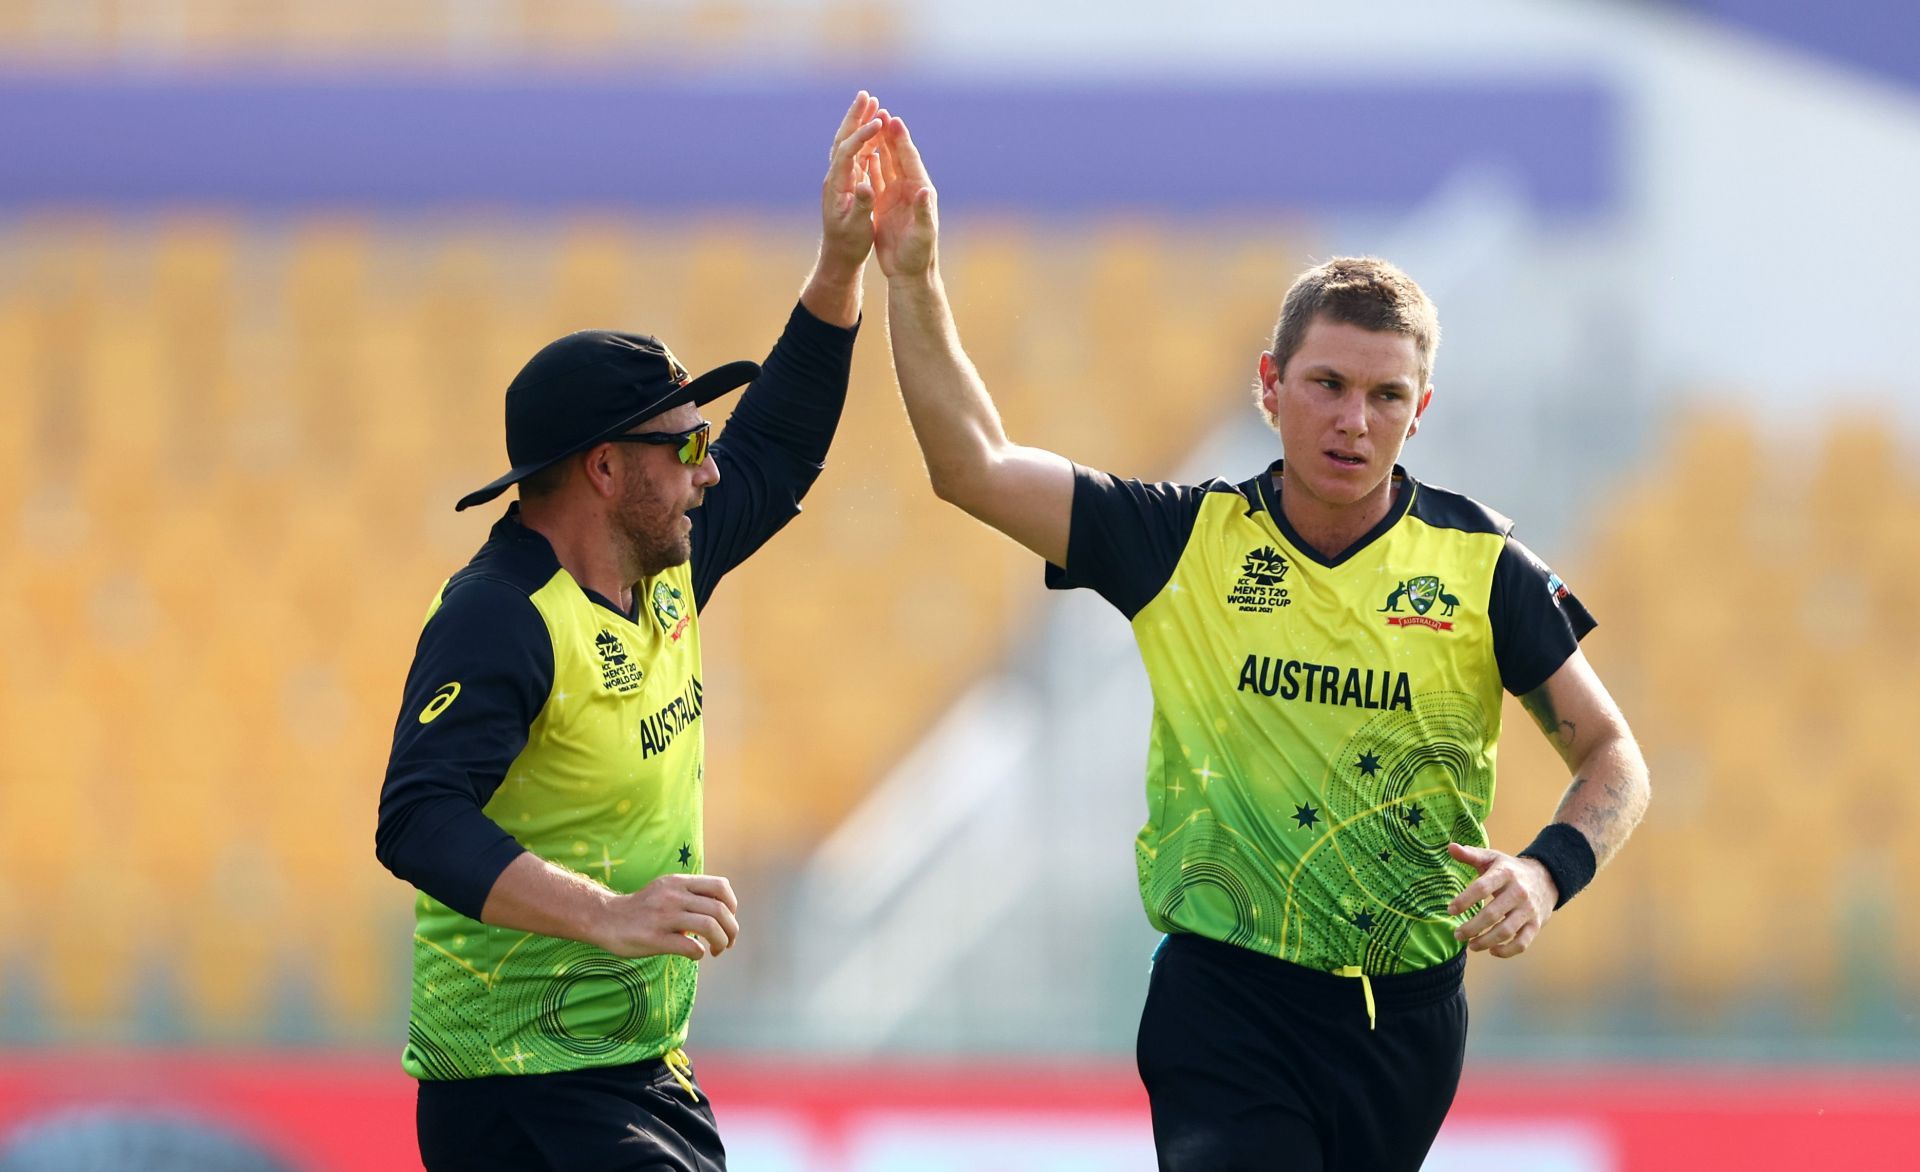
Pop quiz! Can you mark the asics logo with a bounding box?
[418,681,461,724]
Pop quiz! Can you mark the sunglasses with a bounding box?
[609,421,712,466]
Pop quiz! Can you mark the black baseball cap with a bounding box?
[455,330,759,511]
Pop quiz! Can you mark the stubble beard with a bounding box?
[614,487,693,582]
[621,517,690,581]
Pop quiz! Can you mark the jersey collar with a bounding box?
[493,503,644,623]
[1252,459,1419,569]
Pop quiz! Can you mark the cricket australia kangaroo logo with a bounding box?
[1227,546,1293,613]
[652,580,692,641]
[1379,574,1459,631]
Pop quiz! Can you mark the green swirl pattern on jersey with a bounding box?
[1132,486,1507,975]
[404,562,706,1079]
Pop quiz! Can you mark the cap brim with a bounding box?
[454,467,535,512]
[681,359,762,407]
[453,359,761,512]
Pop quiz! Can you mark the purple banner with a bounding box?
[0,72,1617,215]
[1682,1,1919,93]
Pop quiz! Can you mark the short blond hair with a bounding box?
[1269,257,1440,388]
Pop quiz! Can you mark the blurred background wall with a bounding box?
[0,1,1917,1168]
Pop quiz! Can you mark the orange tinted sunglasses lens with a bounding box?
[678,424,711,465]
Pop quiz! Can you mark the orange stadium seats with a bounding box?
[0,296,33,507]
[543,220,641,341]
[0,215,1287,1031]
[5,214,1917,1039]
[0,0,904,64]
[1542,407,1920,1019]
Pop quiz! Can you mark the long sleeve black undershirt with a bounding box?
[375,302,858,920]
[690,301,858,608]
[374,574,552,920]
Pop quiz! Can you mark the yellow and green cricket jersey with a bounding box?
[374,301,859,1081]
[387,513,708,1080]
[1046,462,1593,976]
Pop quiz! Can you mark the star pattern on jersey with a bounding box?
[1191,758,1223,793]
[1292,803,1320,830]
[1353,910,1375,932]
[1378,850,1391,863]
[678,843,693,865]
[1405,806,1426,827]
[1355,751,1381,776]
[592,845,625,884]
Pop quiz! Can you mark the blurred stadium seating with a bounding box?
[0,0,903,64]
[0,214,1304,1037]
[4,1,1920,1166]
[1475,406,1920,1031]
[2,209,1916,1046]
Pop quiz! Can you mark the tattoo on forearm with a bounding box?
[1521,686,1577,749]
[1554,771,1638,864]
[1525,686,1650,868]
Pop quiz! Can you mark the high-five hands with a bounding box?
[870,114,938,279]
[820,91,888,274]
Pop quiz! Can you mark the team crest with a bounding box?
[1380,574,1459,631]
[1405,575,1441,615]
[1226,545,1293,613]
[594,629,644,692]
[652,581,692,641]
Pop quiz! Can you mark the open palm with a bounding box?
[820,91,884,273]
[871,118,938,279]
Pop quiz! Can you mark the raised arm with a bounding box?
[799,91,885,328]
[1448,649,1651,958]
[688,96,880,603]
[872,116,1075,566]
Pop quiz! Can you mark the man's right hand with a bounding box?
[872,116,938,280]
[596,872,740,961]
[867,112,1076,567]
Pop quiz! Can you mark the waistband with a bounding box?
[416,1051,701,1093]
[1159,933,1465,1013]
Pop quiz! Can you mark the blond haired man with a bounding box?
[869,116,1650,1172]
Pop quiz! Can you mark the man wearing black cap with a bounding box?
[374,93,887,1171]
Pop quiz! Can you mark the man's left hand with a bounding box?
[1446,841,1558,958]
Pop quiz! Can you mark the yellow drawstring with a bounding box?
[1334,966,1377,1031]
[663,1047,700,1102]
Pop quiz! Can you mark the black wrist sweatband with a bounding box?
[1517,822,1597,909]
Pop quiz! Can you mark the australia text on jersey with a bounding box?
[638,676,704,758]
[1236,654,1413,712]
